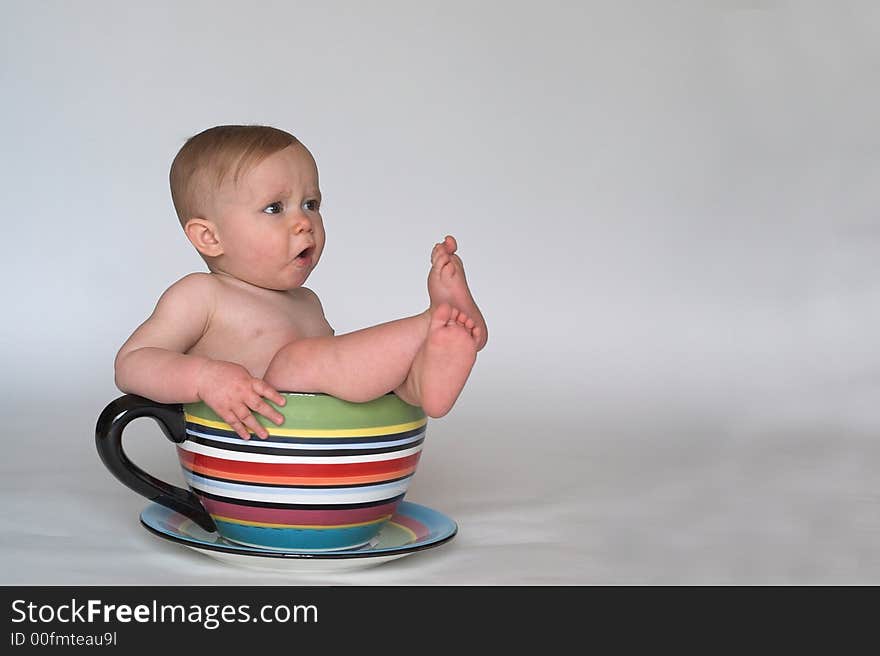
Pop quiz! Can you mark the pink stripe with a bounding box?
[390,513,430,540]
[198,495,402,527]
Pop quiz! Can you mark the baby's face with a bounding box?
[208,143,325,291]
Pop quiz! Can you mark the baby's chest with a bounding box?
[208,297,327,345]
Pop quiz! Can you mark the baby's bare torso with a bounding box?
[187,274,333,378]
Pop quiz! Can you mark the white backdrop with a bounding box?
[2,0,879,584]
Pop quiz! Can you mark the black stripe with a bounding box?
[193,489,406,510]
[181,466,414,490]
[186,434,424,457]
[185,422,426,444]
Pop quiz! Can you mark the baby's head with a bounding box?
[170,125,325,290]
[170,125,298,227]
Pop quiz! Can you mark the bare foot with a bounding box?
[428,235,488,350]
[413,303,479,418]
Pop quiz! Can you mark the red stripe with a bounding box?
[178,448,421,480]
[197,496,402,527]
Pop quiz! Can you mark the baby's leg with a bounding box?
[263,311,430,403]
[263,304,480,417]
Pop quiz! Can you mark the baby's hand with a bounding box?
[195,360,286,440]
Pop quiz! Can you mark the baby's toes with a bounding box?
[432,302,453,326]
[430,243,444,265]
[431,251,450,273]
[439,258,457,280]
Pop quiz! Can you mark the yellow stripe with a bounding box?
[212,513,393,530]
[185,413,426,438]
[388,521,418,542]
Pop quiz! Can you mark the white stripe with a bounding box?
[178,440,423,464]
[185,428,424,450]
[185,471,413,504]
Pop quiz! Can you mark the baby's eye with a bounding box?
[302,199,321,212]
[262,201,284,215]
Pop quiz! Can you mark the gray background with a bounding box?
[2,0,878,584]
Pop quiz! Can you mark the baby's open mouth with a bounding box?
[295,246,313,260]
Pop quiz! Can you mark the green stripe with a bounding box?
[184,393,425,430]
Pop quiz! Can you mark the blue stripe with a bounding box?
[185,427,425,451]
[214,520,383,552]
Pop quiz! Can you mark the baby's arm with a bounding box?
[114,274,285,440]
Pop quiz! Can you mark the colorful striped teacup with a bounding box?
[96,392,427,552]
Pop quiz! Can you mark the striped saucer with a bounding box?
[140,501,458,572]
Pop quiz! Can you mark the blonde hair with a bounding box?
[169,125,298,226]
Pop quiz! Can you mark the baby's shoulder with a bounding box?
[288,286,329,315]
[295,286,322,305]
[154,272,219,310]
[162,272,219,298]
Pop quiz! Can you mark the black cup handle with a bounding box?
[95,394,217,532]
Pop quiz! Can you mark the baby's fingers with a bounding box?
[252,379,286,411]
[219,409,255,441]
[235,405,269,440]
[249,396,285,429]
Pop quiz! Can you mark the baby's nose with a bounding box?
[292,214,313,233]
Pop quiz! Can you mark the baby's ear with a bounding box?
[184,218,223,258]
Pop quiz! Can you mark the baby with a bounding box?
[115,125,487,440]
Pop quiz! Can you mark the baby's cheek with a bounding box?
[248,235,283,260]
[251,243,274,259]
